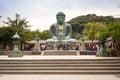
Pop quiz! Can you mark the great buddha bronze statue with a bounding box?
[46,12,76,43]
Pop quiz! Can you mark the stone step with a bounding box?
[1,58,120,61]
[0,60,120,64]
[0,70,120,74]
[0,63,120,67]
[1,57,120,74]
[1,67,120,70]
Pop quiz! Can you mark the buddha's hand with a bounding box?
[65,36,70,39]
[53,36,57,39]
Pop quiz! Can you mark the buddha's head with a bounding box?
[56,12,65,25]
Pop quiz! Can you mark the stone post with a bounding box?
[34,30,40,53]
[80,34,86,51]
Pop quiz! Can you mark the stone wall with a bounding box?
[0,51,41,55]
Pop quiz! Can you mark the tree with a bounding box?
[0,13,31,50]
[24,31,37,41]
[83,22,107,42]
[99,21,120,51]
[40,30,50,40]
[3,13,30,29]
[2,13,31,42]
[0,27,15,50]
[68,14,120,38]
[99,30,110,43]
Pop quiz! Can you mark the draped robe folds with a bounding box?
[46,23,76,43]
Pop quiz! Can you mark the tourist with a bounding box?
[75,45,79,51]
[93,44,97,50]
[96,44,100,51]
[41,44,46,51]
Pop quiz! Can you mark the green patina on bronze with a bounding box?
[96,42,108,57]
[46,12,76,43]
[8,32,22,57]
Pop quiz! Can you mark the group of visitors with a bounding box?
[53,43,80,51]
[92,44,100,51]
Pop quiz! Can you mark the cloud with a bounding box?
[0,0,120,31]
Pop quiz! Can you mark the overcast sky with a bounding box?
[0,0,120,31]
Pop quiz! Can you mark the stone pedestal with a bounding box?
[44,50,76,55]
[8,51,22,57]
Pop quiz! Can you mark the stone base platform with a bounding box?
[0,50,96,55]
[44,50,77,55]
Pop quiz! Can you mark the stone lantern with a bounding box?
[96,41,108,57]
[8,32,22,57]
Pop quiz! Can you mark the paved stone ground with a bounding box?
[0,74,120,80]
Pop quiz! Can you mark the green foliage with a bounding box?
[108,22,120,40]
[3,13,30,29]
[68,14,120,34]
[99,30,110,42]
[100,21,120,41]
[69,14,119,26]
[40,30,50,40]
[83,22,107,40]
[0,27,15,42]
[25,31,37,41]
[99,21,120,50]
[19,30,37,43]
[0,13,31,44]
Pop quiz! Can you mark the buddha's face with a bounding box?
[57,15,65,25]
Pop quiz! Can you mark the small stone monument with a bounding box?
[8,32,22,57]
